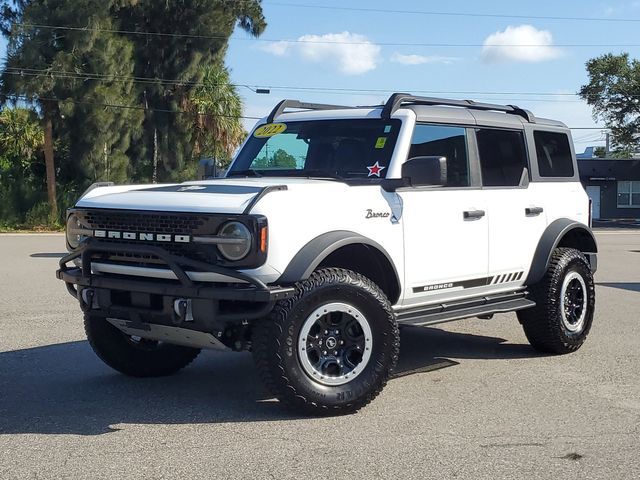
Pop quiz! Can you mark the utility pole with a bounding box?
[605,132,610,156]
[42,99,58,221]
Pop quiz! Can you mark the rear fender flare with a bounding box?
[524,219,597,285]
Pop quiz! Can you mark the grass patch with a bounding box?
[0,222,64,233]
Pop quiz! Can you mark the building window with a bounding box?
[617,181,640,207]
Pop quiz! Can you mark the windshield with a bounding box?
[228,119,402,180]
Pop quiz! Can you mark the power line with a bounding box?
[573,132,605,142]
[3,94,607,130]
[2,93,262,120]
[0,67,621,102]
[0,69,586,103]
[264,2,640,23]
[9,22,640,48]
[3,67,219,88]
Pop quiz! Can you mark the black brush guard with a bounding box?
[56,241,295,310]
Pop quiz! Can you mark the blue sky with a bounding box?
[226,0,640,153]
[2,1,640,153]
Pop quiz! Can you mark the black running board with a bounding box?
[396,291,536,327]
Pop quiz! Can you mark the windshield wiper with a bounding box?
[291,170,346,181]
[227,169,263,178]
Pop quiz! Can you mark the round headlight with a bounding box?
[66,214,82,249]
[217,221,252,261]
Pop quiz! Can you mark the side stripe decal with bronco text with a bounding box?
[413,271,524,294]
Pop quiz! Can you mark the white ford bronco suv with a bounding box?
[58,94,597,415]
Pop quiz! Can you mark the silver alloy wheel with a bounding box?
[298,302,373,386]
[560,271,588,332]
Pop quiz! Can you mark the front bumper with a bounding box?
[56,241,295,323]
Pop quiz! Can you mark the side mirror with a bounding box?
[402,156,447,187]
[198,158,217,180]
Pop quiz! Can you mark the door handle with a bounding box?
[463,209,485,220]
[525,206,544,216]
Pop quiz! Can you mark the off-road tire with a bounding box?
[252,268,400,415]
[84,314,201,377]
[518,248,595,354]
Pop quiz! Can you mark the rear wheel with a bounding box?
[518,248,595,354]
[84,314,201,377]
[252,268,399,415]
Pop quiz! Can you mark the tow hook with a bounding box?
[173,298,194,324]
[80,288,96,312]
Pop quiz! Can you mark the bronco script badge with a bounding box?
[365,209,390,219]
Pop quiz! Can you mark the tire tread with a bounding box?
[252,268,399,415]
[518,248,595,354]
[84,314,201,377]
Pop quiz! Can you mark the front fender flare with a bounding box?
[277,230,400,288]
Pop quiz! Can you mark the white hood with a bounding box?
[75,178,346,214]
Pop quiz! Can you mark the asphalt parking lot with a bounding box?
[0,232,639,479]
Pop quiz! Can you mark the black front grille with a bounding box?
[84,210,210,234]
[76,209,228,267]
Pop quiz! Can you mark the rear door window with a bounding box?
[534,131,575,177]
[476,129,528,187]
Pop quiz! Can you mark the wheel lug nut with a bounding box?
[334,351,338,355]
[340,340,344,345]
[324,330,328,335]
[323,350,327,355]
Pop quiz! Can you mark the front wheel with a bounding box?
[252,268,399,415]
[84,314,201,377]
[518,248,595,354]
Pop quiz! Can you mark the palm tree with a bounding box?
[189,64,246,170]
[0,107,44,169]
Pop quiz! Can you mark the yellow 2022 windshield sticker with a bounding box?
[254,123,287,138]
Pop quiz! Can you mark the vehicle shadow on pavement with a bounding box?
[597,282,640,293]
[0,327,536,436]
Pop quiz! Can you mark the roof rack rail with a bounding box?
[381,93,536,123]
[266,100,355,123]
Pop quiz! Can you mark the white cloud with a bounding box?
[390,53,459,65]
[259,41,289,56]
[481,25,562,63]
[259,31,381,75]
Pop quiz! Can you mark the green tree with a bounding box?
[190,63,246,170]
[118,0,266,181]
[0,0,266,225]
[579,53,640,157]
[253,148,297,169]
[271,149,297,168]
[0,107,43,166]
[0,106,46,224]
[0,0,143,219]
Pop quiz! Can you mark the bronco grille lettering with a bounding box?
[92,230,191,243]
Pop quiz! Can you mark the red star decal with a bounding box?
[367,161,386,177]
